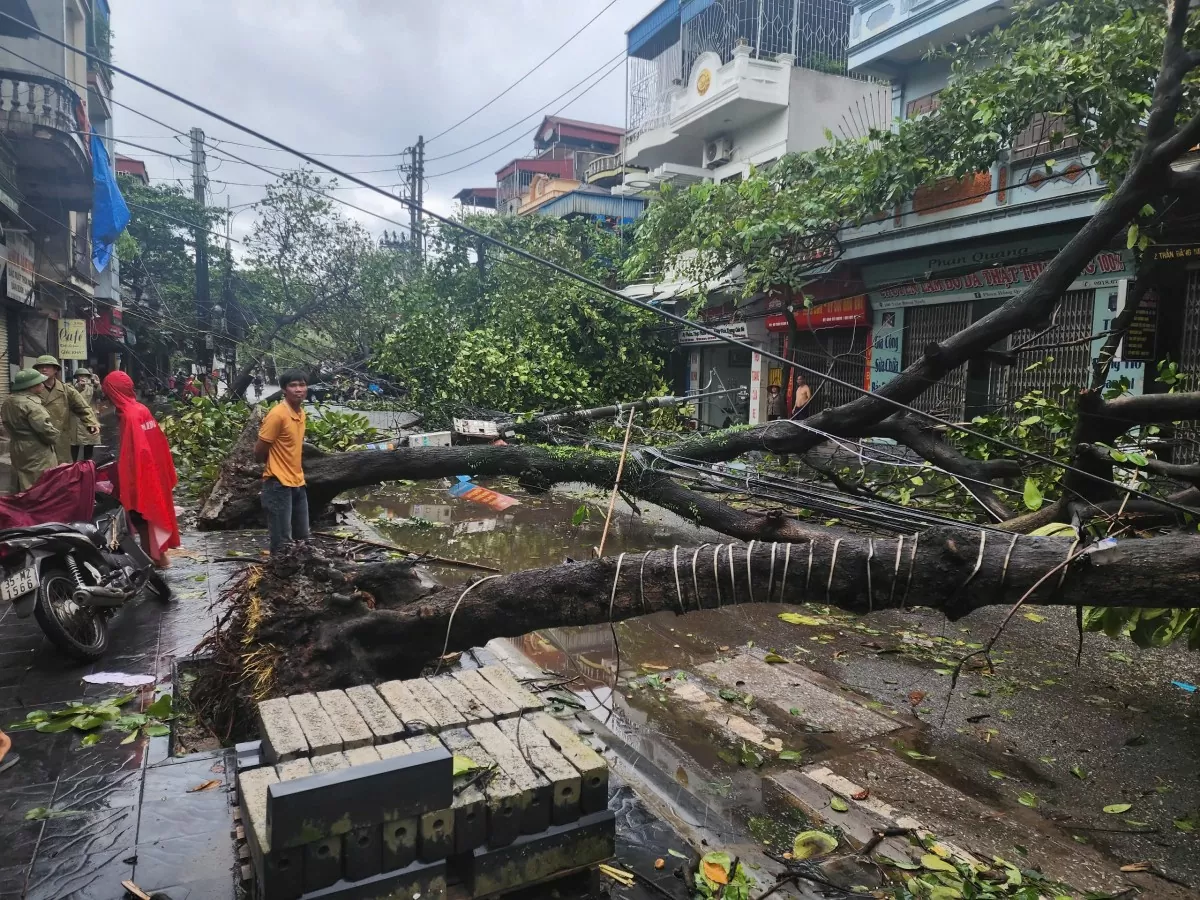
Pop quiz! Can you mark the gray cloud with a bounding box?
[112,0,642,236]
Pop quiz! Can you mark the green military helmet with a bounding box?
[74,367,92,377]
[33,355,61,370]
[12,369,48,391]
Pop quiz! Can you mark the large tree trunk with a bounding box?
[204,528,1200,707]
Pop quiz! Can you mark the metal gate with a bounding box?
[791,327,869,412]
[901,302,971,421]
[1174,271,1200,461]
[1002,288,1096,405]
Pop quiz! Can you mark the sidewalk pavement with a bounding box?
[0,529,263,900]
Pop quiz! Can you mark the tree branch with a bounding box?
[1080,442,1200,487]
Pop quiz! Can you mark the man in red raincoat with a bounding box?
[102,371,180,567]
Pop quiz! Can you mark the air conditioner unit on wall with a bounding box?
[703,136,734,168]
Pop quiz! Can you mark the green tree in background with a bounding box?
[373,215,669,423]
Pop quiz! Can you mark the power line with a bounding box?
[9,13,1193,519]
[425,0,622,144]
[424,50,625,163]
[427,55,627,179]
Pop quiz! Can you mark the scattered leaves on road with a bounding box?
[1103,803,1133,815]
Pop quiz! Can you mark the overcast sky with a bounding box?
[112,0,648,240]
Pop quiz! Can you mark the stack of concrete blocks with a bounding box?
[238,666,614,900]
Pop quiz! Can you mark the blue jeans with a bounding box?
[261,478,310,554]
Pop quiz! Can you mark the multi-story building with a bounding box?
[455,115,647,226]
[613,0,889,427]
[0,0,123,396]
[841,0,1136,423]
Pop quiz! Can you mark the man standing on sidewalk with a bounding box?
[33,355,99,465]
[254,370,310,554]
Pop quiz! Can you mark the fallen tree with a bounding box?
[192,526,1200,738]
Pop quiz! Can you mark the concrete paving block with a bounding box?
[439,728,524,849]
[267,746,453,850]
[477,665,544,713]
[311,752,350,775]
[406,678,469,730]
[429,673,494,723]
[376,679,436,734]
[239,766,279,855]
[498,717,581,826]
[380,816,419,872]
[764,769,909,857]
[389,732,488,854]
[342,823,382,884]
[344,684,404,744]
[304,833,344,893]
[236,739,264,772]
[344,746,381,767]
[452,667,521,719]
[289,692,345,755]
[467,810,615,898]
[418,806,455,863]
[276,756,315,783]
[469,721,552,835]
[239,766,304,900]
[529,712,608,813]
[697,655,904,742]
[300,858,447,900]
[317,689,375,750]
[450,777,488,855]
[258,696,309,763]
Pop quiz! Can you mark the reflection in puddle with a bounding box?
[351,478,724,583]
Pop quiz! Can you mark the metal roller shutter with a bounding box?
[1002,289,1096,405]
[901,302,971,421]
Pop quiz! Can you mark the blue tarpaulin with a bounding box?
[90,129,129,272]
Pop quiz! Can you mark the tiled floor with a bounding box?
[0,530,261,900]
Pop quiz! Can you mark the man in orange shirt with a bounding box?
[254,369,310,554]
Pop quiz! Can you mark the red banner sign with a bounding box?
[766,294,869,332]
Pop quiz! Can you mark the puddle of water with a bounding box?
[351,478,723,583]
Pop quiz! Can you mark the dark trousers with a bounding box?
[72,445,94,462]
[261,478,311,554]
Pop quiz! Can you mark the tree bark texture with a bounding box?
[232,528,1200,696]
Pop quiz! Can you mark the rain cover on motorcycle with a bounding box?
[0,461,97,529]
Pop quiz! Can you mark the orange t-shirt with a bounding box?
[259,402,306,487]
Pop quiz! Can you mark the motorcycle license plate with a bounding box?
[0,566,39,602]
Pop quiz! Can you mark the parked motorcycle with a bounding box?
[0,461,170,661]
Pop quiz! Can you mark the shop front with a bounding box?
[860,233,1134,420]
[765,292,871,415]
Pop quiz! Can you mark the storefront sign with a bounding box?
[5,231,34,304]
[1122,289,1159,362]
[687,350,701,395]
[872,249,1129,310]
[57,318,87,360]
[863,233,1131,311]
[1091,284,1145,396]
[864,307,904,392]
[88,307,125,340]
[679,322,748,345]
[748,352,763,425]
[765,295,870,332]
[1150,244,1200,263]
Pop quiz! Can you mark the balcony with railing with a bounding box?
[626,0,855,168]
[847,0,1015,75]
[0,69,91,208]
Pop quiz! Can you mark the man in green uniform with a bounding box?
[2,369,59,492]
[33,355,99,465]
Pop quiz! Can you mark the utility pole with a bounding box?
[222,196,235,376]
[399,136,425,264]
[190,126,211,375]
